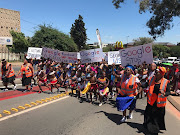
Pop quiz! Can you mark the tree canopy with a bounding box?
[10,30,30,53]
[169,46,180,57]
[31,24,78,52]
[112,0,180,39]
[133,37,154,46]
[70,15,88,51]
[152,45,170,58]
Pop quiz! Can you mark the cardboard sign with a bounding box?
[80,48,104,63]
[119,44,153,66]
[108,51,121,65]
[26,47,42,59]
[42,47,77,63]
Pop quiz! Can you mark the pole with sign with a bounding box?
[0,37,13,61]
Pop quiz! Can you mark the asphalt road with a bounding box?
[0,89,179,135]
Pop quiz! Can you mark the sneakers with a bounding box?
[30,84,33,90]
[13,85,17,90]
[99,102,102,107]
[3,89,8,91]
[120,116,127,122]
[129,112,133,119]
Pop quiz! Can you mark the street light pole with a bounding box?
[127,36,129,44]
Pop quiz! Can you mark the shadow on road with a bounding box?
[126,122,151,135]
[135,108,145,115]
[107,99,117,108]
[95,111,151,135]
[95,111,123,125]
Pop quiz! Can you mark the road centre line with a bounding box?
[0,96,70,122]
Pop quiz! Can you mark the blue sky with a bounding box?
[1,0,180,44]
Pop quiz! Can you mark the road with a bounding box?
[0,85,179,135]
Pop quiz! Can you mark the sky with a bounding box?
[0,0,180,44]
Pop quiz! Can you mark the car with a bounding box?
[174,59,180,64]
[153,58,162,65]
[167,57,177,64]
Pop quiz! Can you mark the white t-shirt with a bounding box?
[120,74,140,84]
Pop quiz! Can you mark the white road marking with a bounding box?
[0,96,70,122]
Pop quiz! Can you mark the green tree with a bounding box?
[70,15,87,51]
[133,37,154,46]
[112,0,180,39]
[152,45,170,58]
[31,24,78,52]
[169,46,180,57]
[103,45,115,52]
[10,31,30,53]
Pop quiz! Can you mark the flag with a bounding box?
[116,96,135,111]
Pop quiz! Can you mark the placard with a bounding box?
[80,48,104,63]
[42,47,77,63]
[119,44,153,66]
[108,51,121,65]
[26,47,42,59]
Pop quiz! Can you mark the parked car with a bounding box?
[153,58,162,65]
[174,59,180,64]
[167,57,177,64]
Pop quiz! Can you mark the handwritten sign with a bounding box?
[108,51,121,65]
[42,47,77,63]
[119,44,153,66]
[26,47,42,59]
[80,48,104,63]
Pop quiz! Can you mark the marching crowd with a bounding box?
[1,57,180,135]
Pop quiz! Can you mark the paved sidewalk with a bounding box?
[168,95,180,112]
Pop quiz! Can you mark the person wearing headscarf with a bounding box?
[143,67,171,135]
[114,65,141,122]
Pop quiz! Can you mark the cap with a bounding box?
[125,65,135,71]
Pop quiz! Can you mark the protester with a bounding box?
[37,66,50,93]
[1,59,16,91]
[114,65,141,122]
[143,66,170,135]
[18,58,34,92]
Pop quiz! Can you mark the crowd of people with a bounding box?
[1,57,180,135]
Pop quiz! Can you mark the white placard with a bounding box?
[61,51,78,63]
[26,47,42,59]
[119,44,153,66]
[108,51,121,65]
[0,37,13,45]
[80,48,104,63]
[42,47,78,63]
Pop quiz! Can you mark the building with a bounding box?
[124,42,176,48]
[0,8,21,60]
[88,42,115,49]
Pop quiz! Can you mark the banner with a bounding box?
[80,48,104,63]
[119,44,153,66]
[26,47,42,59]
[42,47,77,63]
[108,51,121,65]
[61,51,78,63]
